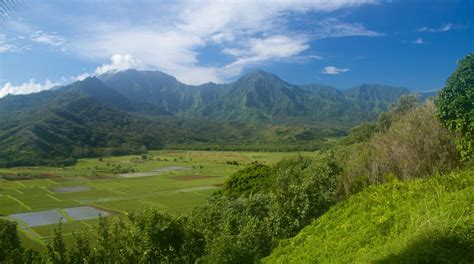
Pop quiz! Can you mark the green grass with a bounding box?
[0,150,318,251]
[265,168,474,263]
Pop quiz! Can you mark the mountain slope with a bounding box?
[265,169,473,263]
[0,91,164,167]
[200,70,309,122]
[102,69,413,125]
[344,84,411,102]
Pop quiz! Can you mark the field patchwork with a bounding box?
[0,150,319,250]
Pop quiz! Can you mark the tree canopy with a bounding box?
[436,54,474,160]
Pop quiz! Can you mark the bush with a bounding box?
[190,154,341,262]
[339,101,459,196]
[222,162,273,197]
[369,101,458,181]
[270,154,340,238]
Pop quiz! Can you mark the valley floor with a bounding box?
[0,150,318,251]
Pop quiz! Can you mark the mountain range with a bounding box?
[97,69,418,123]
[0,69,437,166]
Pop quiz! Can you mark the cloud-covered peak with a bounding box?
[94,54,145,75]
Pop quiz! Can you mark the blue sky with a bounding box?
[0,0,472,97]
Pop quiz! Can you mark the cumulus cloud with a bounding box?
[322,66,350,75]
[223,35,310,76]
[0,80,60,97]
[2,0,381,90]
[418,23,452,32]
[71,0,380,84]
[94,54,145,75]
[0,53,147,98]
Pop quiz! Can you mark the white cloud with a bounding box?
[223,35,310,77]
[71,0,379,84]
[0,34,16,53]
[72,73,91,82]
[418,23,452,32]
[322,66,350,75]
[30,30,64,46]
[209,32,235,44]
[412,37,424,45]
[0,53,146,98]
[315,18,382,38]
[0,79,60,97]
[94,54,145,75]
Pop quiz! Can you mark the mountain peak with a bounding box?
[237,69,285,84]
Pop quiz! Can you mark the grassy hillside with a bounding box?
[265,168,473,263]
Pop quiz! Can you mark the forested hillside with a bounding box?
[0,69,424,167]
[102,69,417,124]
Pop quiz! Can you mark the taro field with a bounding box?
[0,150,318,250]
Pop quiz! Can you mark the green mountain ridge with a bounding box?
[101,69,422,125]
[0,69,437,166]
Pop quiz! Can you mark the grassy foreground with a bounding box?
[265,168,473,263]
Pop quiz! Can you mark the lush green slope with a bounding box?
[0,93,165,167]
[0,78,343,166]
[102,69,413,125]
[0,70,422,166]
[265,168,474,263]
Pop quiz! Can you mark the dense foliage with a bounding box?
[0,153,341,263]
[220,162,273,197]
[436,53,474,160]
[336,96,459,196]
[0,69,427,168]
[0,87,343,167]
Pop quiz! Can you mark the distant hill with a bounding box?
[344,84,410,102]
[102,69,413,125]
[0,89,165,166]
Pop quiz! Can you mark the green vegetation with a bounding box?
[265,168,473,263]
[436,53,474,160]
[103,69,412,124]
[0,57,471,263]
[336,96,459,197]
[0,69,418,167]
[0,150,319,254]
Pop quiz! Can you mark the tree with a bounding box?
[436,54,474,160]
[47,222,68,264]
[0,219,22,263]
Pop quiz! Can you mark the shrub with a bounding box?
[0,219,22,263]
[222,162,273,197]
[339,101,459,196]
[369,101,458,181]
[270,153,340,238]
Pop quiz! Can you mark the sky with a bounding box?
[0,0,472,97]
